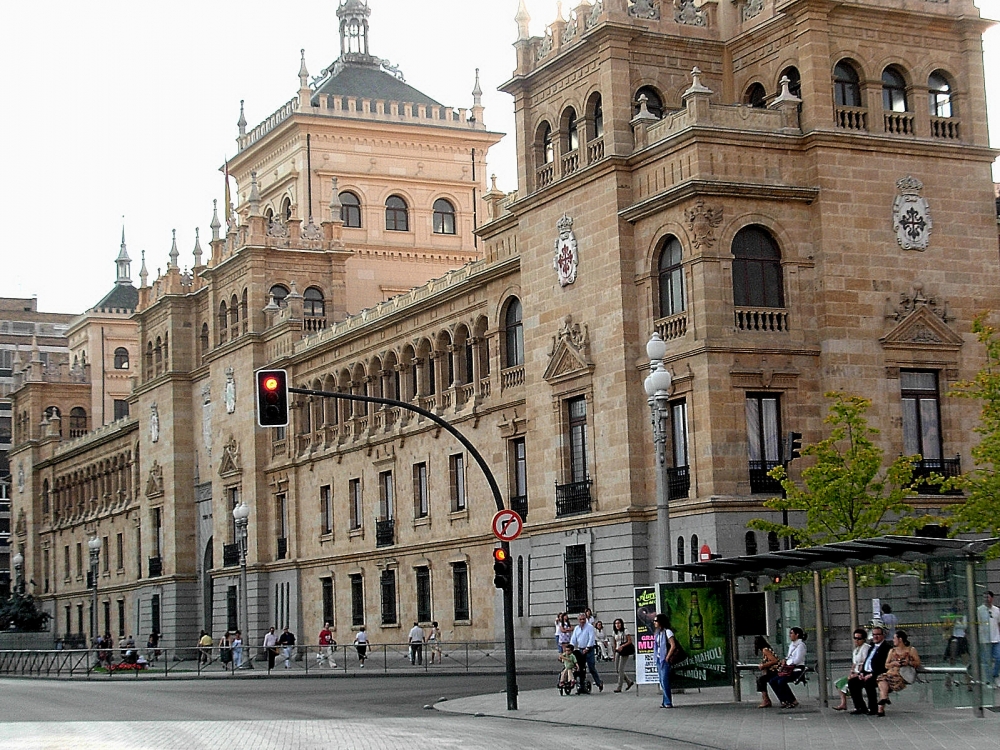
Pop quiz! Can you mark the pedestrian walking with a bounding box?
[278,627,296,669]
[611,618,635,692]
[263,626,278,670]
[653,613,677,708]
[231,630,245,669]
[408,622,425,665]
[319,622,337,667]
[428,621,442,665]
[977,590,1000,687]
[354,626,369,666]
[219,631,233,671]
[569,611,604,692]
[197,630,213,666]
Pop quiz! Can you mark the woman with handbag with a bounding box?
[612,618,636,692]
[769,627,807,709]
[753,635,780,708]
[833,628,871,710]
[653,613,678,708]
[875,629,921,716]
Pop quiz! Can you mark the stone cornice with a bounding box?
[621,179,820,223]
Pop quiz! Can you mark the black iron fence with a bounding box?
[555,480,592,517]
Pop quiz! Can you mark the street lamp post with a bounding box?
[88,536,101,643]
[644,332,674,579]
[232,501,252,668]
[11,550,24,596]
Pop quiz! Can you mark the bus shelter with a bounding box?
[663,535,998,717]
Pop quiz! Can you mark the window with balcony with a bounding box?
[901,370,960,493]
[928,71,953,118]
[834,61,862,107]
[634,86,664,118]
[503,297,524,368]
[746,393,783,493]
[413,462,429,519]
[669,400,690,500]
[557,397,592,516]
[449,454,466,512]
[744,82,767,109]
[732,226,784,309]
[269,284,289,308]
[657,236,685,319]
[380,569,397,625]
[509,437,528,521]
[377,471,395,546]
[432,198,456,235]
[340,191,362,227]
[69,407,87,437]
[416,566,431,623]
[350,573,365,626]
[304,287,325,318]
[452,562,470,621]
[564,544,588,613]
[882,66,908,112]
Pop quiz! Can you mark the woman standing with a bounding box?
[833,629,870,710]
[653,613,677,708]
[554,613,565,653]
[753,635,780,708]
[354,626,369,667]
[231,630,244,669]
[557,614,573,653]
[769,627,807,709]
[876,630,921,717]
[611,618,636,692]
[428,621,442,665]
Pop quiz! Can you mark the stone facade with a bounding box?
[8,0,1000,652]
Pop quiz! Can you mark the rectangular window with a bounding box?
[277,493,288,537]
[116,533,124,571]
[77,603,84,636]
[76,542,82,578]
[102,536,109,573]
[136,526,142,579]
[349,478,362,530]
[413,462,429,518]
[415,566,431,623]
[113,400,129,420]
[509,437,528,520]
[449,453,466,511]
[153,507,163,556]
[103,600,111,636]
[0,414,11,444]
[452,562,470,621]
[669,400,690,500]
[64,604,71,635]
[567,397,588,482]
[227,586,239,631]
[350,573,365,626]
[565,544,588,613]
[380,569,397,626]
[117,599,125,636]
[745,393,782,493]
[320,485,333,534]
[228,487,240,543]
[901,371,942,459]
[322,577,334,626]
[379,471,394,520]
[151,594,161,635]
[64,545,70,580]
[43,549,49,593]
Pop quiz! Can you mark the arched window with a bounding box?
[540,122,554,164]
[744,83,767,109]
[281,197,292,221]
[200,323,209,358]
[303,287,325,317]
[635,86,664,118]
[145,342,153,376]
[264,207,274,223]
[269,285,289,307]
[340,191,362,227]
[433,198,456,235]
[229,294,240,340]
[882,67,908,112]
[928,71,952,118]
[767,531,780,552]
[564,108,579,151]
[732,226,784,308]
[745,531,758,556]
[113,347,129,369]
[385,195,409,231]
[690,534,699,564]
[218,302,228,344]
[241,289,248,333]
[657,236,685,318]
[778,66,801,99]
[69,407,87,437]
[504,297,524,368]
[834,61,862,107]
[677,536,685,582]
[591,95,604,139]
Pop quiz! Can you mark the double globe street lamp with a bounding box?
[88,536,101,643]
[11,550,24,596]
[644,332,674,579]
[232,501,251,666]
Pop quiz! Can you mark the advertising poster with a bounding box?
[657,581,732,689]
[633,586,658,685]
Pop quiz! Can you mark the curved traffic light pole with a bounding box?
[288,386,518,710]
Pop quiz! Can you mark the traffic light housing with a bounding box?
[493,547,511,590]
[785,431,802,463]
[256,369,289,427]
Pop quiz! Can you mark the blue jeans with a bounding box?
[983,641,1000,681]
[582,647,603,689]
[657,659,672,706]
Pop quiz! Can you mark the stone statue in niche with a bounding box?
[225,367,237,414]
[150,403,159,443]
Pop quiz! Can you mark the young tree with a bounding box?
[945,315,1000,554]
[748,392,918,548]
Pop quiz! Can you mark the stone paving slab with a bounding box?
[436,685,1000,750]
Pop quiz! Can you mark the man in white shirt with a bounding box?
[408,622,425,666]
[977,590,1000,687]
[263,626,278,670]
[570,611,604,692]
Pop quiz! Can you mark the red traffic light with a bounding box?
[256,369,289,428]
[262,375,280,392]
[493,547,511,589]
[493,547,509,563]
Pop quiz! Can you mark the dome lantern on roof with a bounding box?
[338,0,371,58]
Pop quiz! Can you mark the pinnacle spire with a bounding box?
[169,229,179,268]
[472,68,483,101]
[249,171,261,215]
[299,49,309,87]
[237,99,247,136]
[210,199,222,241]
[115,225,132,285]
[139,250,148,288]
[193,227,203,267]
[515,0,531,40]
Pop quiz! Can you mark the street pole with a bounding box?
[88,537,101,645]
[287,385,518,709]
[12,551,23,596]
[644,333,673,579]
[233,502,253,669]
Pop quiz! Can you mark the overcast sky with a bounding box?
[2,0,998,315]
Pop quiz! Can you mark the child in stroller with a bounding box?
[558,642,578,695]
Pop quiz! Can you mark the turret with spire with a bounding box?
[338,0,372,59]
[298,49,311,109]
[470,68,484,126]
[116,226,132,286]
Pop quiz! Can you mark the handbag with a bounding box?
[668,640,687,666]
[899,665,917,684]
[620,641,635,658]
[777,664,795,678]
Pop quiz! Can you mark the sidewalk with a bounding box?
[436,683,1000,750]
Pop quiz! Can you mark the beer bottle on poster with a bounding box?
[689,592,704,650]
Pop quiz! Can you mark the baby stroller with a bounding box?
[572,648,592,695]
[558,670,576,695]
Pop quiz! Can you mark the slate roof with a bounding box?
[92,283,139,313]
[312,60,442,108]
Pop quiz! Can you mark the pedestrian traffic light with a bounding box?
[785,431,802,463]
[256,369,289,427]
[492,547,511,590]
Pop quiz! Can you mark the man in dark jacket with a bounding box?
[278,627,296,669]
[848,627,890,714]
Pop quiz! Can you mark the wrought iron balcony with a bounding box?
[748,460,783,494]
[555,479,593,517]
[667,466,690,500]
[376,519,395,547]
[912,456,962,495]
[510,495,528,522]
[223,543,240,567]
[276,537,288,560]
[148,556,162,578]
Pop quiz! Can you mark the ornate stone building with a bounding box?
[9,0,999,650]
